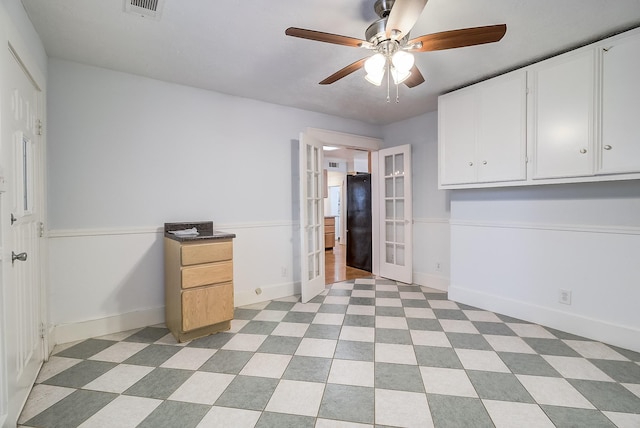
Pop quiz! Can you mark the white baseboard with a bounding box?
[234,281,299,308]
[449,285,640,353]
[413,272,449,292]
[54,307,165,345]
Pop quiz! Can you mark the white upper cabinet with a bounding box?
[439,70,527,186]
[599,33,640,174]
[531,50,595,179]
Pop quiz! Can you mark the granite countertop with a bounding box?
[164,221,236,242]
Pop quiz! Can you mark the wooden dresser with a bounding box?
[324,216,336,249]
[164,222,236,342]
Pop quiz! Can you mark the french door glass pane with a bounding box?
[386,243,394,263]
[396,245,405,266]
[385,221,394,242]
[395,200,404,220]
[385,177,393,197]
[395,176,404,197]
[307,200,314,224]
[307,145,312,170]
[396,222,405,244]
[308,254,314,280]
[385,155,393,176]
[385,200,394,219]
[395,154,404,175]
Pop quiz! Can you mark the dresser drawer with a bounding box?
[181,261,233,289]
[181,240,232,266]
[182,282,234,331]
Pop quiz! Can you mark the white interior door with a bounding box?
[299,132,325,302]
[378,145,412,284]
[1,46,45,427]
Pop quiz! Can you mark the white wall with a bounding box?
[382,112,451,290]
[448,181,640,352]
[47,58,382,342]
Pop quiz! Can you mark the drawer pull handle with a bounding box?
[604,145,612,150]
[579,148,587,154]
[482,160,488,165]
[468,162,473,166]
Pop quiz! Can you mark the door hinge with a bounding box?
[39,322,46,339]
[36,119,43,136]
[39,221,45,237]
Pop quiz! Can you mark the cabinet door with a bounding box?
[439,88,477,185]
[532,50,595,179]
[599,34,640,174]
[182,282,234,331]
[476,71,527,183]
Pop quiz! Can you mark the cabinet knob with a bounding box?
[468,162,473,166]
[482,160,488,165]
[579,148,587,154]
[604,145,612,150]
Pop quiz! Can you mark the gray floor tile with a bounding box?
[24,389,117,428]
[427,394,493,428]
[255,411,315,428]
[589,359,640,383]
[569,379,640,413]
[610,345,640,362]
[137,400,210,428]
[456,303,481,310]
[283,355,332,382]
[397,285,422,292]
[523,338,582,357]
[496,313,531,323]
[55,339,117,359]
[375,362,424,392]
[264,301,297,311]
[433,309,468,320]
[214,375,279,411]
[375,329,412,345]
[282,312,315,324]
[343,314,375,327]
[123,326,170,343]
[256,336,302,355]
[445,333,492,350]
[498,352,562,377]
[472,321,515,336]
[304,324,341,340]
[123,344,181,366]
[349,297,375,306]
[334,340,375,362]
[467,370,534,403]
[239,321,279,335]
[414,346,463,369]
[424,292,448,300]
[309,295,326,304]
[375,307,405,317]
[354,284,375,290]
[407,318,442,331]
[376,291,400,298]
[233,308,260,320]
[187,332,234,349]
[401,299,430,308]
[318,384,374,424]
[199,350,253,374]
[545,327,590,341]
[328,289,351,296]
[541,405,617,428]
[124,367,194,399]
[42,360,116,388]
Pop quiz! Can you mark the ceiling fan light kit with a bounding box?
[285,0,507,103]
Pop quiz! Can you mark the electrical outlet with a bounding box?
[559,289,572,305]
[435,262,442,272]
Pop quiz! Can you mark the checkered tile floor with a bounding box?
[19,278,640,427]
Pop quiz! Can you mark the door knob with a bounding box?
[604,145,612,150]
[12,251,27,263]
[579,148,587,154]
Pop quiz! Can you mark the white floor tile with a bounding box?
[347,305,376,316]
[253,310,288,322]
[420,367,477,397]
[313,313,345,325]
[290,302,321,313]
[240,301,270,310]
[542,355,614,381]
[375,284,398,292]
[221,333,267,351]
[275,295,301,302]
[375,298,402,307]
[623,383,640,399]
[375,316,408,330]
[197,406,261,428]
[420,286,446,293]
[403,307,435,319]
[398,292,426,300]
[35,356,82,383]
[462,310,502,323]
[339,326,375,343]
[410,331,452,348]
[355,278,376,285]
[168,371,234,405]
[328,359,374,387]
[455,349,510,373]
[83,364,154,394]
[95,329,142,342]
[375,388,433,428]
[228,319,250,333]
[77,395,161,428]
[265,379,325,417]
[88,342,149,363]
[428,300,459,309]
[351,290,376,298]
[160,347,216,370]
[563,340,628,360]
[51,340,84,356]
[154,333,188,346]
[17,384,75,424]
[240,353,292,378]
[506,324,555,339]
[323,296,351,305]
[315,419,373,428]
[375,343,417,365]
[516,375,595,409]
[331,282,355,290]
[439,320,479,334]
[483,400,554,428]
[295,338,337,358]
[483,335,536,354]
[271,322,309,337]
[603,411,640,428]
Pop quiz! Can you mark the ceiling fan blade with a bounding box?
[404,65,425,88]
[285,27,370,48]
[385,0,429,40]
[408,24,507,52]
[319,58,368,85]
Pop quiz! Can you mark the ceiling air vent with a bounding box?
[125,0,165,20]
[329,162,339,168]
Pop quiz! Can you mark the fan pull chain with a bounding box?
[396,81,400,103]
[386,60,391,103]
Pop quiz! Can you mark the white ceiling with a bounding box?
[20,0,640,125]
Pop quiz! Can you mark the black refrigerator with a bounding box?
[346,173,372,272]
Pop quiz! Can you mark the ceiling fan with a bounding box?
[286,0,506,93]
